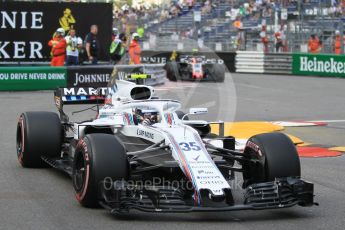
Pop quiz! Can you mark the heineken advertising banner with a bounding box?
[0,67,67,91]
[0,2,112,62]
[292,53,345,77]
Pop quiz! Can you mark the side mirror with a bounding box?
[189,108,208,115]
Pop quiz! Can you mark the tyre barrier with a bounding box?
[235,51,265,73]
[235,51,292,74]
[264,53,292,74]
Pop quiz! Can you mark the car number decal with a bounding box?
[179,142,201,151]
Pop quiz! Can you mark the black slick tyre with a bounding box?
[72,133,129,208]
[16,112,62,168]
[242,132,301,187]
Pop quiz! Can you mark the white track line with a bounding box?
[272,119,345,127]
[308,120,345,123]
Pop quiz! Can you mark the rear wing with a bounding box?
[53,74,153,121]
[54,87,109,122]
[54,73,152,108]
[54,87,107,106]
[54,87,108,109]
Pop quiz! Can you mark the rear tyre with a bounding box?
[72,134,129,208]
[16,112,62,168]
[210,64,225,82]
[165,61,180,81]
[242,132,300,188]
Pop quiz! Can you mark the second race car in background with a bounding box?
[165,51,226,82]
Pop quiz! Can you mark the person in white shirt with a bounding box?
[65,28,83,65]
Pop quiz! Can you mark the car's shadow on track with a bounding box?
[100,209,314,223]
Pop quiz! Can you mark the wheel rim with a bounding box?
[74,152,86,192]
[16,121,24,157]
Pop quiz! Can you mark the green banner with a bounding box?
[0,67,67,91]
[292,53,345,77]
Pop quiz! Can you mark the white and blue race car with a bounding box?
[16,78,315,213]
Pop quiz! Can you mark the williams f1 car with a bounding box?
[16,79,315,214]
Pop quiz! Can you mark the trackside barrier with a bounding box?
[0,64,166,91]
[67,64,166,88]
[264,53,292,74]
[235,51,265,73]
[292,53,345,78]
[0,66,67,91]
[235,51,292,74]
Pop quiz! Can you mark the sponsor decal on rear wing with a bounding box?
[54,87,114,107]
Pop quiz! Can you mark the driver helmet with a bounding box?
[134,109,159,125]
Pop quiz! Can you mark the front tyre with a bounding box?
[16,112,62,168]
[242,132,300,188]
[72,134,129,208]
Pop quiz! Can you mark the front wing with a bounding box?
[99,177,315,214]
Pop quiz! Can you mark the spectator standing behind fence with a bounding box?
[48,28,67,66]
[85,25,100,65]
[110,33,127,64]
[318,39,323,53]
[308,34,320,53]
[65,29,82,65]
[233,17,243,50]
[334,30,342,54]
[274,25,285,52]
[129,33,141,65]
[260,25,269,53]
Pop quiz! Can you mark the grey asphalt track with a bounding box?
[0,73,344,230]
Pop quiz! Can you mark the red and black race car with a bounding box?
[165,51,226,82]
